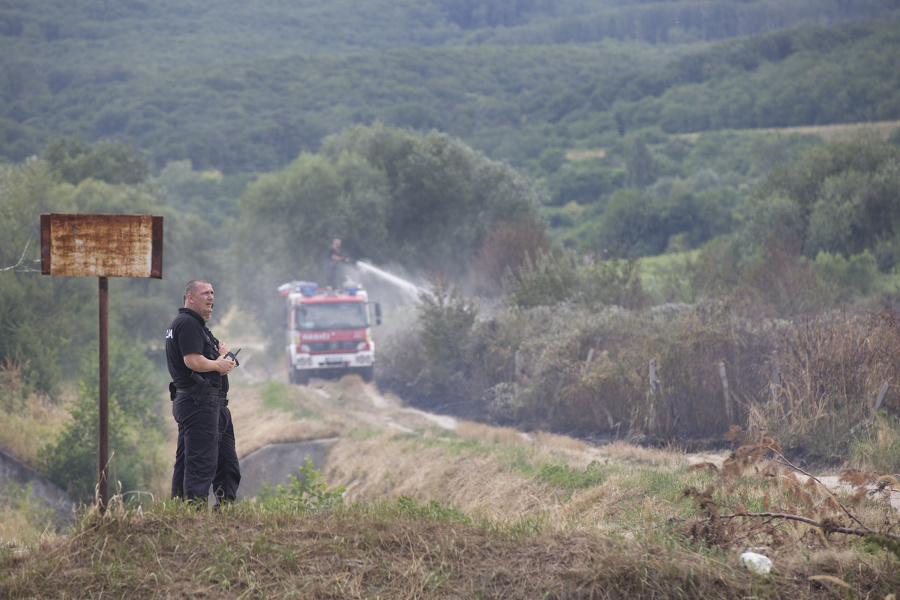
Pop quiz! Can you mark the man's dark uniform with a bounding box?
[166,307,241,503]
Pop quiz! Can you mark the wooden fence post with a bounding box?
[584,348,595,375]
[647,359,659,432]
[718,362,732,426]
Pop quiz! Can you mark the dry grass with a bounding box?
[677,120,900,142]
[1,497,897,600]
[0,399,69,465]
[4,367,900,598]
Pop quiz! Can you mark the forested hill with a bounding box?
[1,0,898,172]
[2,0,893,66]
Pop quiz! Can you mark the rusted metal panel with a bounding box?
[40,213,163,279]
[151,215,163,279]
[40,213,51,274]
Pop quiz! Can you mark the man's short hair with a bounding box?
[184,279,210,306]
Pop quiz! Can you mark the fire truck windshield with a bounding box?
[297,302,367,330]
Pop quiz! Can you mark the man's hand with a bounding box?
[215,356,236,375]
[185,352,235,375]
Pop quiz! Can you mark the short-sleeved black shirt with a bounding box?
[165,307,225,390]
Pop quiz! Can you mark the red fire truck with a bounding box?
[281,281,381,385]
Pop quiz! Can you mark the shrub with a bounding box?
[749,310,900,464]
[502,248,579,308]
[576,255,646,310]
[39,338,167,504]
[738,231,834,315]
[256,459,344,513]
[470,215,550,296]
[850,414,900,475]
[385,278,479,397]
[813,250,879,298]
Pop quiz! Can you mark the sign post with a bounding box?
[41,213,163,512]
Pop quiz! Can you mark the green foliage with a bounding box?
[39,337,167,505]
[536,460,608,490]
[396,495,469,524]
[639,251,697,304]
[256,459,344,513]
[576,256,646,310]
[813,250,879,298]
[0,159,88,393]
[1,482,56,541]
[151,160,249,230]
[502,248,579,308]
[44,137,149,185]
[234,124,541,337]
[415,278,479,392]
[503,250,645,309]
[624,137,657,188]
[542,157,620,207]
[730,132,900,288]
[1,6,898,177]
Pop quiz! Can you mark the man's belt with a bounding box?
[172,377,227,406]
[174,386,224,395]
[173,387,228,406]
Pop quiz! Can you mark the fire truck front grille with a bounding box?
[309,341,358,352]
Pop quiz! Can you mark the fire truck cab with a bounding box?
[281,281,381,385]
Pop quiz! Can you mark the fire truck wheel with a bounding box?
[360,366,374,383]
[287,356,296,384]
[293,369,310,385]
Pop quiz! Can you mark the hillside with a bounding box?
[3,0,893,66]
[3,366,899,598]
[1,2,899,171]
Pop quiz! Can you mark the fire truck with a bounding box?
[281,281,381,385]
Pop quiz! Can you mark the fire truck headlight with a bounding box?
[300,344,311,353]
[357,341,368,351]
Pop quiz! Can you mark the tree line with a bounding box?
[1,17,899,179]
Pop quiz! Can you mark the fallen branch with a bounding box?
[680,510,900,541]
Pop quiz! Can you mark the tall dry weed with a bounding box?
[753,309,900,462]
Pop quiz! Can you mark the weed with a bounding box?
[397,495,469,524]
[256,459,345,513]
[850,413,900,474]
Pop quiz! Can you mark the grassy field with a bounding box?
[676,120,900,143]
[2,372,899,598]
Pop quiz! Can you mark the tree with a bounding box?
[471,214,550,296]
[759,132,900,264]
[44,137,149,186]
[624,137,657,188]
[234,124,545,334]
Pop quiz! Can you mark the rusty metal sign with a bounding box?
[40,213,163,278]
[40,213,163,513]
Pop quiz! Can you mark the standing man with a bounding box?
[325,238,350,289]
[165,279,240,505]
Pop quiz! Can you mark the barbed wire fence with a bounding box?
[1,227,42,273]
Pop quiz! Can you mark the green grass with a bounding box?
[260,381,321,420]
[639,250,699,305]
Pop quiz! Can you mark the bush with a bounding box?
[393,278,479,397]
[256,460,344,513]
[850,414,900,475]
[813,250,879,298]
[576,255,646,310]
[39,338,167,504]
[749,310,900,464]
[470,215,550,296]
[502,248,579,308]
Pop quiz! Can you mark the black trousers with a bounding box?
[213,405,241,503]
[171,392,220,502]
